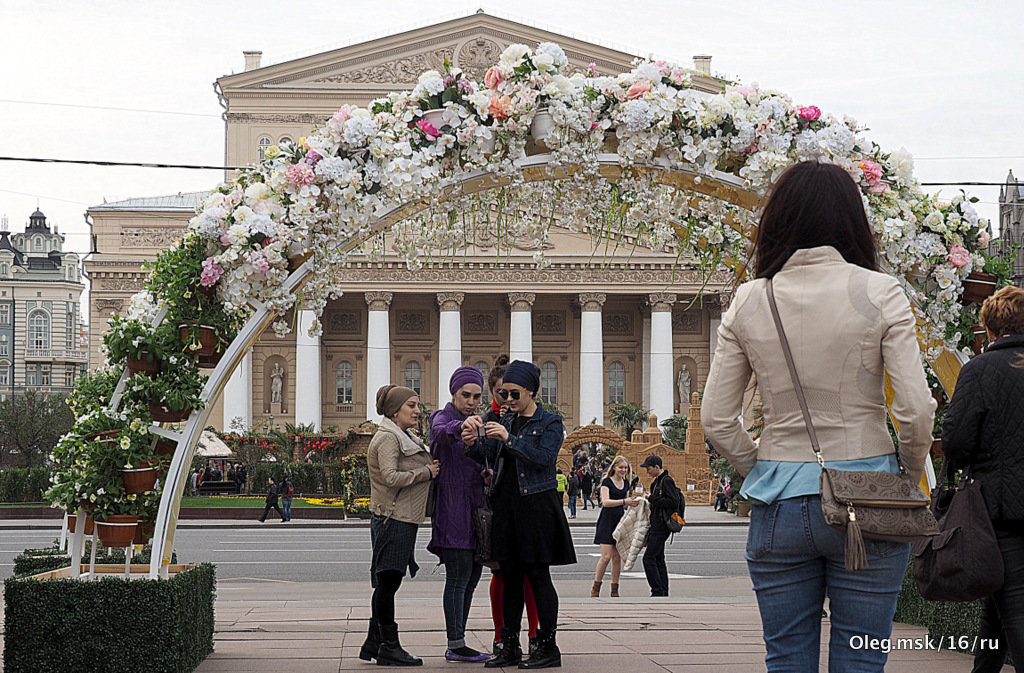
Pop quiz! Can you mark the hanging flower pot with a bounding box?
[154,438,177,458]
[421,108,446,129]
[133,519,155,545]
[95,514,139,548]
[149,402,192,423]
[971,323,988,355]
[67,512,95,536]
[930,438,943,457]
[121,460,159,494]
[530,109,554,146]
[961,271,997,305]
[126,353,161,378]
[191,282,216,301]
[196,350,225,369]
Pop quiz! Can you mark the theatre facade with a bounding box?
[85,12,731,432]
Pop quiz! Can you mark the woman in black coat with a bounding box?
[943,286,1024,672]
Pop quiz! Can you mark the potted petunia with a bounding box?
[124,361,207,423]
[103,317,181,376]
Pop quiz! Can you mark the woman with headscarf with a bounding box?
[359,384,440,667]
[462,360,576,670]
[427,366,490,662]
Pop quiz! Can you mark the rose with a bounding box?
[415,119,440,140]
[948,244,970,268]
[488,95,512,121]
[626,81,651,101]
[286,163,315,189]
[859,159,883,188]
[978,230,991,247]
[484,66,504,89]
[798,105,821,121]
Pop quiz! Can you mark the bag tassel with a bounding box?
[845,506,869,571]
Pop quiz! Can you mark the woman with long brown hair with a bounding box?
[591,455,638,597]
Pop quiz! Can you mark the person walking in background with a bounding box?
[942,286,1024,672]
[641,455,681,597]
[566,471,579,519]
[427,366,490,663]
[555,469,567,507]
[361,384,440,666]
[279,476,294,522]
[258,477,285,523]
[701,160,935,672]
[591,455,638,597]
[580,467,595,511]
[463,360,575,669]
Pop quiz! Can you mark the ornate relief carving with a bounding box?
[456,38,503,79]
[647,292,677,312]
[313,49,453,84]
[341,265,732,287]
[436,292,465,312]
[121,227,185,249]
[364,291,393,311]
[228,112,335,124]
[578,293,607,312]
[533,312,565,335]
[603,313,633,335]
[673,311,702,334]
[466,312,497,334]
[95,298,124,314]
[323,311,360,334]
[99,278,144,291]
[397,312,428,333]
[507,292,536,311]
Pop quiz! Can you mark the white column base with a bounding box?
[294,310,322,430]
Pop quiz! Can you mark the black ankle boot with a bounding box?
[376,622,422,666]
[359,617,380,661]
[518,628,560,669]
[485,628,521,668]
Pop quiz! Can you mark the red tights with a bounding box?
[489,572,538,641]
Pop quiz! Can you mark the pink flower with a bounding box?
[200,257,223,286]
[484,66,504,90]
[798,105,821,121]
[586,63,597,76]
[249,251,270,274]
[948,244,970,268]
[626,81,651,100]
[303,150,322,167]
[978,230,992,247]
[867,181,890,194]
[488,95,512,121]
[286,163,315,188]
[859,159,883,186]
[219,231,232,246]
[735,86,756,97]
[333,108,351,124]
[415,119,439,140]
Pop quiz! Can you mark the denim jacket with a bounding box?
[465,404,564,496]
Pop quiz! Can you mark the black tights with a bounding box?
[371,570,404,627]
[500,562,558,634]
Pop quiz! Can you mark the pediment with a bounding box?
[218,13,642,93]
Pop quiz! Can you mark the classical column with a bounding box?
[294,310,322,429]
[508,292,536,363]
[649,293,677,427]
[709,299,722,366]
[641,312,651,411]
[437,292,465,403]
[578,293,606,425]
[365,292,393,422]
[222,350,252,430]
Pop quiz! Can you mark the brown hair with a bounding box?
[488,354,510,392]
[980,286,1024,341]
[754,161,878,278]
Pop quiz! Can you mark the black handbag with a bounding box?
[471,505,494,566]
[911,460,1004,601]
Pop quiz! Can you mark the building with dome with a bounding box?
[0,209,86,398]
[84,12,731,432]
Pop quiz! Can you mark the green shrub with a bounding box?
[250,458,369,497]
[4,563,215,673]
[0,467,51,502]
[12,545,177,578]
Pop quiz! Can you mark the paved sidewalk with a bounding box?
[200,579,974,673]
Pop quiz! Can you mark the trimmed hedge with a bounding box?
[0,467,50,502]
[895,560,986,655]
[12,546,176,578]
[250,459,369,496]
[4,563,215,673]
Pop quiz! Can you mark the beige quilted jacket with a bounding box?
[613,498,651,571]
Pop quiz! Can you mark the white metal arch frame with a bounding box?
[146,153,964,578]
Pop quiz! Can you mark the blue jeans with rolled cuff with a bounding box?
[746,495,910,673]
[440,547,483,649]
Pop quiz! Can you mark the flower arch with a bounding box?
[51,42,997,578]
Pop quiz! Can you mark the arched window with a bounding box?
[404,361,421,395]
[608,361,625,405]
[541,361,558,405]
[475,361,490,405]
[258,136,272,161]
[35,238,43,251]
[28,310,49,349]
[336,362,353,404]
[279,136,293,147]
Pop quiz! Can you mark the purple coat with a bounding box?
[427,403,486,557]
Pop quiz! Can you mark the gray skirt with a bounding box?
[369,514,420,588]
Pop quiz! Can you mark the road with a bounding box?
[1,526,752,583]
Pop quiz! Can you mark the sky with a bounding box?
[2,0,1022,266]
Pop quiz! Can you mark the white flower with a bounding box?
[890,147,915,185]
[533,51,555,72]
[499,44,530,71]
[536,42,567,69]
[634,62,662,82]
[244,182,270,202]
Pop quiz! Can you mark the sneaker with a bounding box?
[446,647,490,662]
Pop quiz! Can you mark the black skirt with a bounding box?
[369,514,420,587]
[491,458,576,567]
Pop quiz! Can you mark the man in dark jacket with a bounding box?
[580,468,594,510]
[641,455,681,596]
[258,477,286,522]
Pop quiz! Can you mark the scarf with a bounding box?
[379,416,428,457]
[491,400,502,415]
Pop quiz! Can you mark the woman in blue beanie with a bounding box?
[462,360,576,669]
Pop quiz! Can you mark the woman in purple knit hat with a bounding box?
[428,365,490,662]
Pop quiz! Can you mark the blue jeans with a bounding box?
[440,548,482,648]
[568,495,577,517]
[281,497,292,521]
[746,496,910,673]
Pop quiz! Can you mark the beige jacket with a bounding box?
[367,422,434,524]
[702,247,936,484]
[612,497,651,572]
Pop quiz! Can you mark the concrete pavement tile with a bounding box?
[196,657,340,673]
[651,651,766,665]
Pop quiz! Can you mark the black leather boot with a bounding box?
[376,622,422,666]
[518,628,560,669]
[485,628,521,668]
[359,617,380,661]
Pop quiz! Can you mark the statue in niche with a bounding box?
[676,366,691,408]
[270,362,285,405]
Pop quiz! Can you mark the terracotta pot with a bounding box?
[133,520,155,545]
[196,350,225,368]
[154,438,177,457]
[149,402,192,423]
[126,353,161,377]
[86,429,121,443]
[95,514,139,548]
[930,438,944,457]
[962,271,998,305]
[67,512,95,536]
[121,463,159,494]
[971,323,987,356]
[179,324,219,356]
[191,282,216,301]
